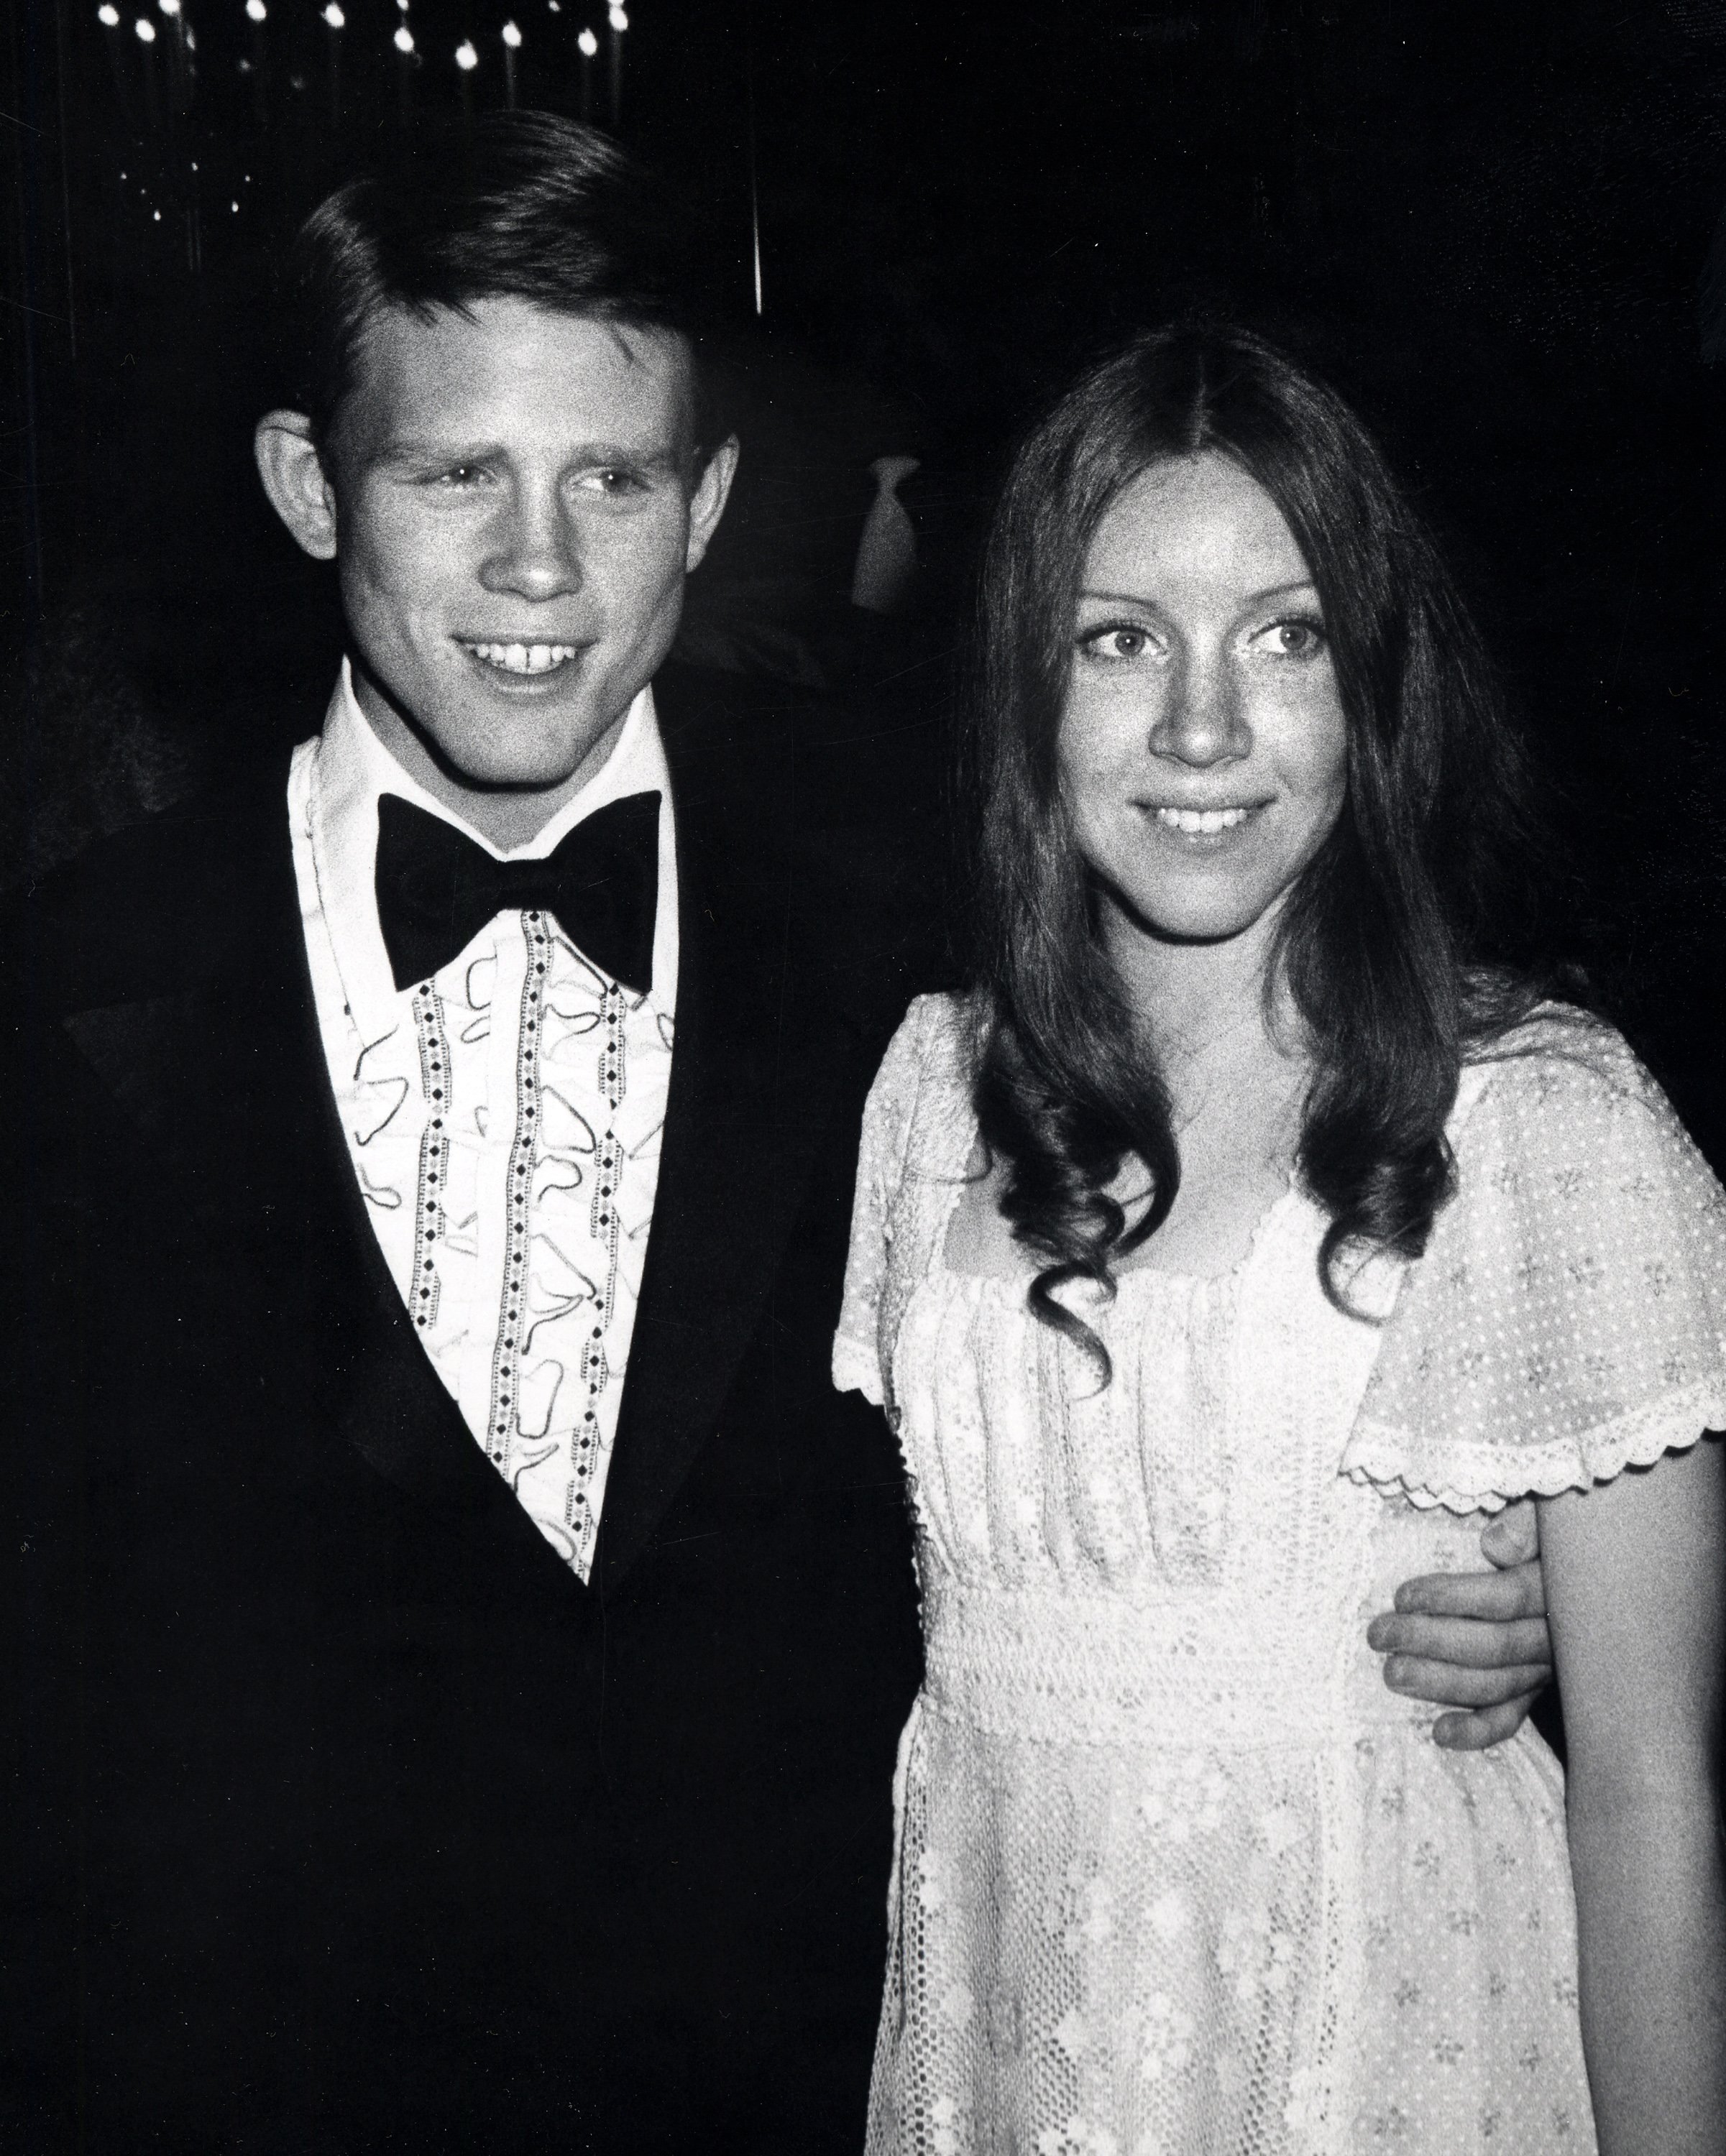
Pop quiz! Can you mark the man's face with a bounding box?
[323,296,726,793]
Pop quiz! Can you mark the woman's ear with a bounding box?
[254,410,339,561]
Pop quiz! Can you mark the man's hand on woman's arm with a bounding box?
[1365,1498,1554,1749]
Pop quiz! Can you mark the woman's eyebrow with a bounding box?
[1244,577,1323,605]
[1076,577,1321,607]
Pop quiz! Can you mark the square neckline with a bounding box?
[934,1120,1305,1295]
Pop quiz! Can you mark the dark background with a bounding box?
[8,0,1726,1146]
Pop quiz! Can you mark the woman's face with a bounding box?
[1057,451,1349,952]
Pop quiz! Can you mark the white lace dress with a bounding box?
[833,995,1726,2156]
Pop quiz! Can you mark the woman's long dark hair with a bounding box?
[967,323,1562,1363]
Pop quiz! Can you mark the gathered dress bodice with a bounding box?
[837,994,1726,2155]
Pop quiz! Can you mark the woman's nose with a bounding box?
[1152,653,1249,766]
[479,488,583,602]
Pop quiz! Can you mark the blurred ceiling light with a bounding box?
[454,37,477,65]
[393,23,413,49]
[501,19,521,44]
[577,24,596,51]
[134,16,156,37]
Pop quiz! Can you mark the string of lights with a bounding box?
[90,0,630,151]
[81,0,638,291]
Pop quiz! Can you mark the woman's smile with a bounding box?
[1059,451,1348,952]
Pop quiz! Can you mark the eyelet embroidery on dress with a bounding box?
[829,995,1691,2156]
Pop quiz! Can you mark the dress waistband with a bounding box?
[920,1578,1425,1749]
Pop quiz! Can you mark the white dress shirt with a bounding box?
[288,660,678,1580]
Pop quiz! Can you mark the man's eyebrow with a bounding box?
[1076,577,1322,608]
[374,438,687,471]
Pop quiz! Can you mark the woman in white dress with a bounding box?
[835,325,1725,2155]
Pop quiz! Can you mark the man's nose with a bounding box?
[478,484,583,602]
[1152,653,1249,766]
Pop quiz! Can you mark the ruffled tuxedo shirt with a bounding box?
[289,663,678,1580]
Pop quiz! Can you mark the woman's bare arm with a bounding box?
[1541,1434,1726,2156]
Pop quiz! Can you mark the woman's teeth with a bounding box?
[467,642,578,676]
[1155,806,1251,834]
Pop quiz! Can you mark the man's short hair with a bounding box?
[283,111,715,451]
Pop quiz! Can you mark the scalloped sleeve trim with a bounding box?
[1337,1019,1726,1514]
[832,1332,887,1408]
[1341,1386,1726,1514]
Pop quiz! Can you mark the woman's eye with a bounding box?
[1083,626,1156,661]
[1253,618,1328,659]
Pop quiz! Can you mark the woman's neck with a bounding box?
[1098,902,1310,1276]
[1102,903,1295,1121]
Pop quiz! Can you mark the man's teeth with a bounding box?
[1155,806,1252,835]
[467,641,577,675]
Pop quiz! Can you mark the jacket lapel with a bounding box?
[58,773,580,1593]
[52,679,868,1606]
[591,685,858,1592]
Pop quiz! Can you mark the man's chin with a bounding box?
[430,710,632,798]
[352,654,640,805]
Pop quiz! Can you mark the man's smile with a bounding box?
[457,638,584,678]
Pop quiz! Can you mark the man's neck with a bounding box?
[350,674,630,853]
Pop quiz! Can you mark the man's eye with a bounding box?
[1081,625,1157,661]
[433,464,489,487]
[574,467,648,497]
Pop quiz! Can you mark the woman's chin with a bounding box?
[1102,880,1290,952]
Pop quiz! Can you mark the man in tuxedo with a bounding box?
[1,114,1556,2153]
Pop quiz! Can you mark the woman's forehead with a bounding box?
[1080,454,1312,599]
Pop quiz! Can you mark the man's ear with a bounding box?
[254,410,340,561]
[684,435,740,574]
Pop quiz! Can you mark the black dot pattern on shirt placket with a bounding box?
[488,912,548,1464]
[410,983,452,1333]
[572,982,631,1503]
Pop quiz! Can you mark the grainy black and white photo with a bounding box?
[2,5,1724,2151]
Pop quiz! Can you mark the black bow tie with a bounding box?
[374,791,661,994]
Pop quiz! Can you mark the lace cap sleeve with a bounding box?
[832,995,947,1406]
[1341,1018,1726,1513]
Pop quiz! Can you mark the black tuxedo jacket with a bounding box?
[0,669,934,2154]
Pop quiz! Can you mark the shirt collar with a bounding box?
[305,657,673,1041]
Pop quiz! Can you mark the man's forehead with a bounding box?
[336,296,695,448]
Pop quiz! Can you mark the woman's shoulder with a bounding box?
[858,991,980,1167]
[873,989,981,1097]
[1464,999,1643,1087]
[1345,1001,1726,1514]
[1449,1000,1722,1235]
[1456,1002,1666,1148]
